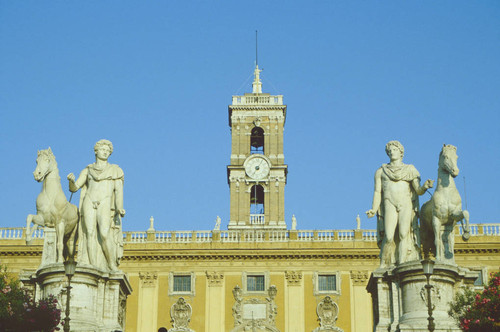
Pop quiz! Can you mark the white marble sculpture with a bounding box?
[230,285,280,332]
[420,144,470,264]
[366,141,433,267]
[313,296,344,332]
[291,214,297,230]
[170,297,195,332]
[214,216,221,230]
[67,139,125,272]
[26,148,78,263]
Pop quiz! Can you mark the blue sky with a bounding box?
[1,1,499,232]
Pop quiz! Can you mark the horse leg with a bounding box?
[432,215,442,261]
[66,225,77,261]
[55,221,65,263]
[64,205,79,261]
[26,214,44,244]
[446,221,456,262]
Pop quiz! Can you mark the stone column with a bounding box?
[205,272,225,331]
[285,271,304,332]
[137,272,158,331]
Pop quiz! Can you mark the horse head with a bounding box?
[439,144,459,178]
[34,147,57,182]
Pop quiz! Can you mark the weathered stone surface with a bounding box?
[367,261,477,331]
[22,264,131,332]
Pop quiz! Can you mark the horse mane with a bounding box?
[439,144,457,159]
[38,148,56,161]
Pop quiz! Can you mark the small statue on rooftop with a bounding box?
[291,215,297,230]
[214,216,221,231]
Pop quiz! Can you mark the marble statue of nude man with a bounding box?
[67,139,125,271]
[366,140,433,267]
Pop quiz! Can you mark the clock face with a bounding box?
[244,156,270,180]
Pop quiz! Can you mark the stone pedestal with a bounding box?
[367,261,477,332]
[40,227,57,267]
[23,264,132,332]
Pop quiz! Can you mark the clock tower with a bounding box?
[227,65,287,230]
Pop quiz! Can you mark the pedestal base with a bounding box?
[367,261,477,332]
[22,264,132,332]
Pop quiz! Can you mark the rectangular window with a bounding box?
[247,275,265,292]
[173,275,191,292]
[474,270,483,287]
[318,274,336,291]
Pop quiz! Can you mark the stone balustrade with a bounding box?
[232,95,283,105]
[1,224,499,244]
[250,214,265,225]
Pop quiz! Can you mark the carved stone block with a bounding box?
[285,270,303,285]
[230,285,280,332]
[367,261,477,331]
[170,297,194,332]
[313,296,344,332]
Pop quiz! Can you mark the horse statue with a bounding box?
[26,148,79,263]
[420,144,470,264]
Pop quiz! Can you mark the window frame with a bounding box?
[169,272,196,296]
[313,271,341,296]
[242,271,269,294]
[471,267,488,290]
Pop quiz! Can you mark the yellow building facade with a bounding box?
[1,225,499,331]
[1,66,499,332]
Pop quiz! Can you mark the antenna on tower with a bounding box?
[255,30,258,66]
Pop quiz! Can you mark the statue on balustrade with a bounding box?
[366,140,433,268]
[67,139,125,272]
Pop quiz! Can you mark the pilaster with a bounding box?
[285,271,304,332]
[137,272,158,332]
[205,272,225,332]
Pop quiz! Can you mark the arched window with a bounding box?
[250,127,264,154]
[250,185,264,214]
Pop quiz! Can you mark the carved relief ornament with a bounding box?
[170,297,194,332]
[313,296,344,332]
[285,271,303,285]
[420,284,441,309]
[205,271,224,286]
[350,270,369,285]
[230,285,279,332]
[139,272,158,287]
